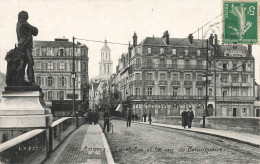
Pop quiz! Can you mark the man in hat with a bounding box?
[103,108,110,132]
[126,107,131,127]
[187,107,194,128]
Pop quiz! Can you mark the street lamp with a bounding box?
[71,36,76,117]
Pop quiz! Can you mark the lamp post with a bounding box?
[71,36,76,117]
[202,39,212,128]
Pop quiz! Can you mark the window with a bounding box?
[197,60,202,66]
[185,49,188,56]
[36,48,40,56]
[197,88,203,95]
[136,58,141,69]
[242,75,248,83]
[232,76,238,82]
[209,88,212,96]
[47,48,53,56]
[148,48,151,54]
[223,64,227,71]
[242,88,248,96]
[60,91,64,100]
[173,74,178,81]
[172,49,176,55]
[197,74,203,81]
[36,76,41,85]
[135,88,141,95]
[59,62,65,71]
[185,88,191,96]
[160,87,166,95]
[185,74,191,81]
[242,64,246,71]
[197,50,200,56]
[160,73,166,80]
[59,76,66,86]
[48,76,53,86]
[242,108,247,116]
[82,62,87,72]
[135,73,141,80]
[173,88,178,97]
[233,63,237,69]
[160,48,164,54]
[223,89,228,97]
[232,88,238,96]
[47,63,54,70]
[185,60,189,65]
[147,73,153,80]
[159,59,166,68]
[147,87,153,95]
[221,76,228,83]
[36,62,41,70]
[48,91,53,100]
[59,48,64,56]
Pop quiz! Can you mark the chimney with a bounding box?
[128,43,133,62]
[188,34,193,44]
[133,32,137,47]
[162,30,170,45]
[248,44,252,56]
[209,34,214,46]
[214,34,218,45]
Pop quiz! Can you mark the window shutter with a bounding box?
[57,63,60,71]
[65,62,67,71]
[65,77,67,86]
[57,91,60,100]
[53,77,55,86]
[45,63,48,70]
[53,63,56,71]
[45,77,48,86]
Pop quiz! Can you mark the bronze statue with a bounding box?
[5,11,38,86]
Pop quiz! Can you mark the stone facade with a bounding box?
[33,38,89,113]
[112,31,256,118]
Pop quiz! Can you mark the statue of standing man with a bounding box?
[16,11,38,86]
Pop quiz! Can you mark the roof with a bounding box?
[139,37,207,48]
[34,40,87,48]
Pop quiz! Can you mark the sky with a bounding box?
[0,0,260,82]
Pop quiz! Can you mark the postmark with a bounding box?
[223,0,259,44]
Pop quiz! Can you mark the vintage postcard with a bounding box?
[0,0,260,164]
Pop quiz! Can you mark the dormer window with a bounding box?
[172,49,176,55]
[185,49,188,56]
[59,48,64,56]
[160,48,164,54]
[148,48,151,54]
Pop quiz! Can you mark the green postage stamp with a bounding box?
[223,1,258,44]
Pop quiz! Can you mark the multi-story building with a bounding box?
[33,38,89,116]
[113,31,256,118]
[0,72,6,103]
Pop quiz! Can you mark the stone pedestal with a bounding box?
[0,86,53,128]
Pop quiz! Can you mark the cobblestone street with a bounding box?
[102,120,260,164]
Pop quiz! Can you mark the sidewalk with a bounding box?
[135,121,260,147]
[43,124,114,164]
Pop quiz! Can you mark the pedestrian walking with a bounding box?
[103,108,110,132]
[126,108,131,127]
[93,111,99,125]
[187,107,194,128]
[88,109,93,125]
[181,108,188,128]
[144,113,147,122]
[148,111,152,124]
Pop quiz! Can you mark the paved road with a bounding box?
[102,120,260,164]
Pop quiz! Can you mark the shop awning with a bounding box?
[115,104,122,113]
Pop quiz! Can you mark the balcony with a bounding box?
[159,80,167,86]
[221,81,231,87]
[241,83,251,87]
[145,80,155,85]
[171,81,180,86]
[196,81,204,86]
[231,82,241,87]
[216,96,255,102]
[127,95,206,101]
[184,81,192,86]
[130,64,206,70]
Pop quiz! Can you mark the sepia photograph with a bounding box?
[0,0,260,163]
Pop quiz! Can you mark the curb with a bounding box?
[98,125,115,164]
[134,122,260,148]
